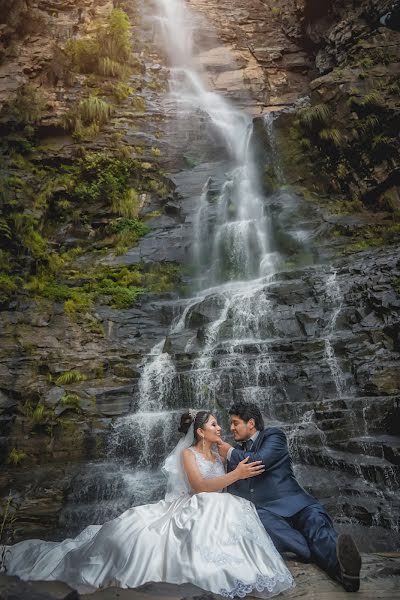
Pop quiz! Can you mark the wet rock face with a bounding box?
[0,0,399,551]
[187,0,400,204]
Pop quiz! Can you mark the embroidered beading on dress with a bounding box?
[219,572,295,598]
[188,447,225,488]
[194,544,244,567]
[223,500,277,550]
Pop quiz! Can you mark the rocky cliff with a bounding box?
[0,0,399,553]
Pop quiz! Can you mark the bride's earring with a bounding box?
[202,435,205,452]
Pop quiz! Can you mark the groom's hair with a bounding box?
[228,403,264,431]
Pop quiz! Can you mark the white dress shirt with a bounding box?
[227,430,260,462]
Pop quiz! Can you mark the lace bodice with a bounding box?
[188,447,225,488]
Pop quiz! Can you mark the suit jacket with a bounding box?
[227,427,316,517]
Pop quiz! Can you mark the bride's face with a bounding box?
[199,414,222,443]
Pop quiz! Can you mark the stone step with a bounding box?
[296,446,400,490]
[337,435,400,466]
[314,417,349,431]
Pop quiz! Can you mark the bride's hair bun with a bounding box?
[178,412,193,434]
[178,410,211,438]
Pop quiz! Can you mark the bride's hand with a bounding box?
[235,457,265,480]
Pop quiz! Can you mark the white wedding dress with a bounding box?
[2,448,294,598]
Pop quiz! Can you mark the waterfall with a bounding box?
[156,0,274,284]
[324,272,347,398]
[60,0,399,550]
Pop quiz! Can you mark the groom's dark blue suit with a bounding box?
[227,427,339,575]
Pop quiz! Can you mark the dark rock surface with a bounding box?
[1,554,400,599]
[0,0,399,554]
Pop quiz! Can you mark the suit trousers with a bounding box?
[257,503,339,576]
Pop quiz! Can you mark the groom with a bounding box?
[217,402,362,592]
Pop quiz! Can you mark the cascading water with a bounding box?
[157,0,274,284]
[324,272,347,398]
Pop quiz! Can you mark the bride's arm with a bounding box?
[182,449,264,493]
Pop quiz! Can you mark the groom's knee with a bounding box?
[257,508,311,560]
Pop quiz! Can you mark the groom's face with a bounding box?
[230,415,254,441]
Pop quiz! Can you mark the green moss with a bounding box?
[144,263,181,293]
[145,210,162,219]
[341,222,400,254]
[0,273,22,303]
[64,294,93,317]
[95,278,143,308]
[342,238,384,253]
[109,217,150,253]
[131,96,146,112]
[110,217,149,236]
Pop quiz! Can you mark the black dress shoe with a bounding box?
[336,533,362,592]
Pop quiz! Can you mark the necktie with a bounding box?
[241,439,253,451]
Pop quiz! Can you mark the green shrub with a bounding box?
[13,214,48,259]
[7,448,27,466]
[95,278,143,308]
[111,218,149,236]
[10,83,45,125]
[336,162,349,179]
[318,128,343,147]
[0,274,21,303]
[0,219,12,241]
[357,114,380,136]
[372,134,394,150]
[64,294,93,316]
[66,8,132,77]
[111,188,141,218]
[99,8,132,63]
[65,38,99,73]
[350,91,384,109]
[74,96,113,127]
[144,263,181,293]
[60,393,81,409]
[55,370,87,386]
[112,82,133,103]
[98,57,129,79]
[299,104,332,131]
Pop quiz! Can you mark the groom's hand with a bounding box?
[217,440,232,458]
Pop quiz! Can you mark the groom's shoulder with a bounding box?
[262,427,287,440]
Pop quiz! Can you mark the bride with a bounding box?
[2,410,294,598]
